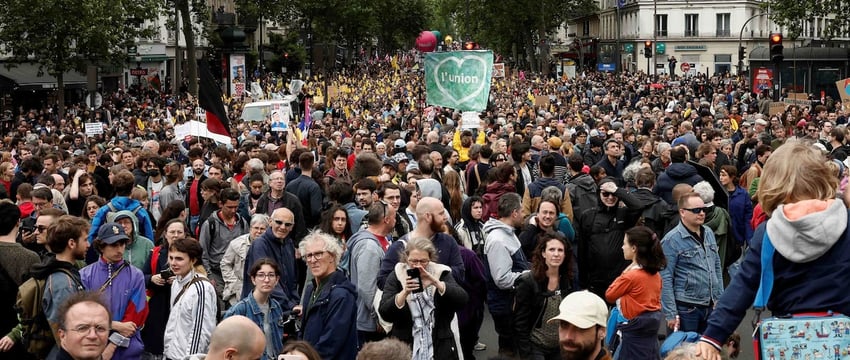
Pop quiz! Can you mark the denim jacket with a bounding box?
[660,222,724,320]
[224,294,286,360]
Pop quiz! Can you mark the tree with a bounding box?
[0,0,161,118]
[441,0,596,71]
[764,0,850,40]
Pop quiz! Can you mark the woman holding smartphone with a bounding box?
[379,237,468,360]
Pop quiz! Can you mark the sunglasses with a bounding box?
[273,219,294,228]
[681,207,707,214]
[600,191,616,198]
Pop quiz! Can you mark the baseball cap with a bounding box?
[382,158,398,171]
[394,139,406,149]
[97,222,130,245]
[547,290,608,329]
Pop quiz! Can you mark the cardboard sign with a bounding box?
[327,86,339,103]
[85,122,103,135]
[534,95,550,107]
[836,78,850,105]
[769,102,787,116]
[784,92,810,107]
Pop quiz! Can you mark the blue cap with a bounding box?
[97,222,129,245]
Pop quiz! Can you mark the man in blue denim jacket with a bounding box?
[660,192,724,333]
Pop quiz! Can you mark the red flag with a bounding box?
[198,61,231,138]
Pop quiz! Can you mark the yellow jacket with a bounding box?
[453,129,486,163]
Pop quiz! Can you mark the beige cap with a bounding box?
[547,290,608,329]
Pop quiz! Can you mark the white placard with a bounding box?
[461,112,480,130]
[174,120,231,144]
[85,122,103,135]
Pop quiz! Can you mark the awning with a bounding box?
[0,63,87,90]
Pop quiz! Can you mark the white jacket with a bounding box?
[164,270,218,360]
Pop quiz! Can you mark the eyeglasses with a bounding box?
[304,251,326,261]
[681,207,707,214]
[600,191,616,198]
[254,273,278,280]
[273,219,294,228]
[34,225,48,233]
[67,324,109,335]
[408,259,430,266]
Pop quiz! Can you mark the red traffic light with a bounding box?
[284,53,289,58]
[644,40,652,47]
[769,33,783,45]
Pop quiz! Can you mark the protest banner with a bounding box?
[85,122,103,136]
[769,102,787,116]
[425,50,494,111]
[174,120,231,144]
[534,95,550,107]
[493,63,505,78]
[836,78,850,105]
[461,111,480,130]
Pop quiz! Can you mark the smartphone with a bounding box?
[159,269,175,279]
[406,268,423,293]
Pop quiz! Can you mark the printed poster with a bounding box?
[425,50,494,111]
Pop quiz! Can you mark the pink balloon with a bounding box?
[416,31,437,52]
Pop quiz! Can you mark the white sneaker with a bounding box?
[474,342,487,351]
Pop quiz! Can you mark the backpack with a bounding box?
[106,202,142,222]
[567,182,598,220]
[16,268,80,359]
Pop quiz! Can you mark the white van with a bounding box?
[239,96,296,122]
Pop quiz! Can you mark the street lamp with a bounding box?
[738,12,767,76]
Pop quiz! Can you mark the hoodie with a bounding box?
[702,200,850,349]
[483,218,529,315]
[654,162,704,204]
[107,210,155,270]
[345,229,386,332]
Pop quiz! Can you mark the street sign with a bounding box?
[680,62,691,72]
[130,68,148,76]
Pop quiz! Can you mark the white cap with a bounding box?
[547,291,608,329]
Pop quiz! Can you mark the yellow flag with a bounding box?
[136,118,145,131]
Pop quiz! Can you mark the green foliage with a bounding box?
[0,0,162,116]
[763,0,850,40]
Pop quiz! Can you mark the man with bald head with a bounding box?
[377,196,465,289]
[200,315,265,360]
[241,207,301,311]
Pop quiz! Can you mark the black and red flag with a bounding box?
[198,61,231,138]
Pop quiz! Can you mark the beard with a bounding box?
[429,218,447,234]
[559,335,599,360]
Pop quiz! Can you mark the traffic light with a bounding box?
[464,42,479,50]
[769,33,784,63]
[644,41,652,58]
[739,46,746,60]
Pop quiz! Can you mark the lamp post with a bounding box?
[738,12,767,76]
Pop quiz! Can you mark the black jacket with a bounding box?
[141,242,170,354]
[575,188,642,300]
[255,190,307,241]
[513,271,574,357]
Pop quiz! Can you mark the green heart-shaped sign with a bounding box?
[425,51,494,111]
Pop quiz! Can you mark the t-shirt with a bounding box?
[605,267,662,319]
[149,179,164,221]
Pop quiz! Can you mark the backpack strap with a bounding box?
[173,275,210,306]
[753,231,775,310]
[98,263,128,293]
[107,202,118,213]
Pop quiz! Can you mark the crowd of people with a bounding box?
[1,55,850,360]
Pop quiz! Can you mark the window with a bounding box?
[716,13,730,37]
[685,14,699,37]
[655,14,668,37]
[582,20,590,36]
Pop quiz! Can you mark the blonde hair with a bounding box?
[130,186,149,202]
[758,140,837,214]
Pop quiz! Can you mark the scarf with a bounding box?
[408,282,436,360]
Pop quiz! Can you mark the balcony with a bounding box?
[655,30,668,37]
[684,30,699,37]
[716,29,731,37]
